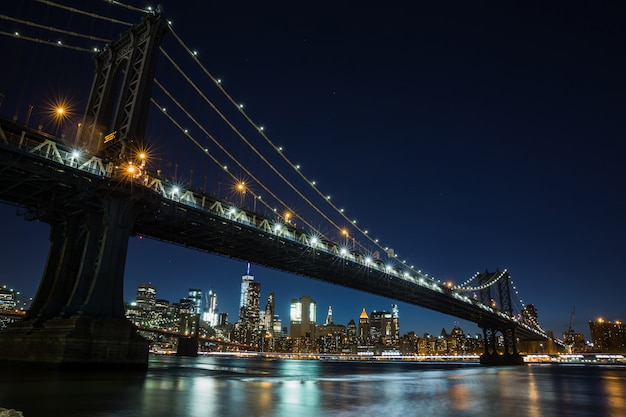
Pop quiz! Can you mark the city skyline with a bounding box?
[0,1,624,342]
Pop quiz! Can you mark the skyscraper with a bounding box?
[359,308,370,342]
[264,292,275,336]
[290,296,316,339]
[391,304,400,341]
[589,318,626,353]
[237,263,261,346]
[203,290,219,327]
[136,283,157,313]
[325,306,334,325]
[188,288,203,315]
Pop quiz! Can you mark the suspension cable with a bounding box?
[0,30,96,52]
[158,47,348,241]
[168,27,426,275]
[0,14,111,43]
[150,94,330,242]
[35,0,133,26]
[101,0,149,14]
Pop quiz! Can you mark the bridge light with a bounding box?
[340,248,347,256]
[172,187,179,195]
[312,181,316,185]
[274,223,282,232]
[385,265,392,272]
[71,150,80,159]
[365,256,372,264]
[310,236,318,246]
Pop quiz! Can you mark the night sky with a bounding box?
[1,1,624,340]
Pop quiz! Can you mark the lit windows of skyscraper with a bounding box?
[264,292,275,336]
[236,263,261,346]
[325,306,334,325]
[589,318,626,353]
[136,283,157,312]
[203,290,219,327]
[0,287,16,311]
[290,296,316,339]
[188,288,203,315]
[391,304,400,341]
[358,308,370,342]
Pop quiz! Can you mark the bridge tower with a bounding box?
[0,12,169,369]
[477,270,524,365]
[78,10,168,159]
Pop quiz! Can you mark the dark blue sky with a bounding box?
[1,1,624,339]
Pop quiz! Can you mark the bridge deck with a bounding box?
[0,118,547,341]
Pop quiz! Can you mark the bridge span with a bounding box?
[0,118,547,367]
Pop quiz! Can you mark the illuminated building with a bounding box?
[316,306,347,354]
[347,319,357,340]
[290,295,316,339]
[264,292,275,336]
[236,263,261,346]
[522,304,539,327]
[188,288,203,315]
[370,310,396,345]
[589,319,626,353]
[154,298,171,328]
[136,283,156,312]
[203,290,219,326]
[325,306,334,325]
[391,304,400,341]
[358,308,370,341]
[0,288,16,311]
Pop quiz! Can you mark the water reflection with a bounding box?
[0,357,624,417]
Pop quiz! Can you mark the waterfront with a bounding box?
[1,356,625,417]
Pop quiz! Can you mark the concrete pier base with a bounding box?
[0,318,149,369]
[176,337,199,357]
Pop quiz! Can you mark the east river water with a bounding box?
[1,355,625,417]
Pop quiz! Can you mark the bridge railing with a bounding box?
[0,120,547,338]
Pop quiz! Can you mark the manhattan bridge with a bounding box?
[0,1,553,367]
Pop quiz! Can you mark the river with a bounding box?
[1,355,624,417]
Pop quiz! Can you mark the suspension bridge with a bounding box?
[0,1,552,367]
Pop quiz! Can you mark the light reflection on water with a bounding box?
[0,356,624,417]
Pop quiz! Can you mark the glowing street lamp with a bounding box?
[235,181,246,205]
[54,106,65,137]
